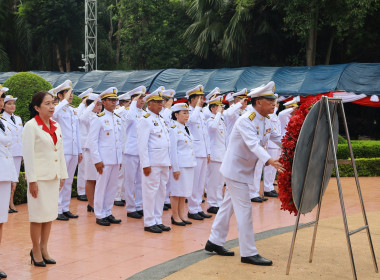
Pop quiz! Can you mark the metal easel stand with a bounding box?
[285,96,378,279]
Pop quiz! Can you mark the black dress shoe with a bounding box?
[96,218,110,226]
[207,207,219,214]
[182,219,192,225]
[0,271,7,278]
[43,256,56,264]
[205,240,235,256]
[144,225,162,233]
[8,206,18,213]
[63,211,78,218]
[157,224,171,231]
[198,211,212,218]
[241,254,273,266]
[164,203,171,209]
[163,204,169,211]
[171,216,186,226]
[30,250,46,267]
[264,190,278,197]
[122,199,126,204]
[114,200,125,206]
[127,211,143,219]
[137,210,144,216]
[77,195,88,201]
[188,212,204,220]
[251,197,263,203]
[107,215,121,224]
[56,213,69,221]
[204,192,207,198]
[87,205,94,212]
[261,196,268,201]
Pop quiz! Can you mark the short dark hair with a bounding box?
[171,111,177,121]
[188,94,201,104]
[208,104,218,110]
[57,90,68,98]
[0,92,5,99]
[29,91,53,118]
[86,99,94,106]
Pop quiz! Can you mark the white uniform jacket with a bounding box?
[0,118,18,182]
[137,109,171,168]
[278,108,293,137]
[268,112,282,149]
[224,103,247,142]
[52,99,82,155]
[123,101,145,156]
[22,118,68,182]
[187,105,210,158]
[161,108,172,125]
[1,112,23,157]
[206,112,227,162]
[88,109,123,165]
[220,108,282,184]
[79,102,97,150]
[169,121,197,172]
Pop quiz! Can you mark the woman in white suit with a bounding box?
[169,103,197,226]
[22,91,68,267]
[2,95,23,213]
[0,90,18,279]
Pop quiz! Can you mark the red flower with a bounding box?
[278,96,322,215]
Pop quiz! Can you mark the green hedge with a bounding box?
[337,141,380,159]
[14,172,78,205]
[332,158,380,177]
[3,72,52,123]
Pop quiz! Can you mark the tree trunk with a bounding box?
[65,35,71,72]
[115,18,122,65]
[55,44,64,72]
[325,31,335,65]
[108,9,114,65]
[306,1,319,66]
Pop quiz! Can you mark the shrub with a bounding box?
[338,134,347,144]
[71,94,82,107]
[337,141,380,159]
[3,72,52,123]
[332,158,380,177]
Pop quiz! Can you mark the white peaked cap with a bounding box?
[78,88,93,99]
[88,93,99,101]
[283,98,298,108]
[232,88,248,98]
[162,89,175,98]
[248,81,276,99]
[127,86,146,96]
[54,80,73,94]
[4,95,17,103]
[185,85,204,99]
[171,103,190,112]
[100,87,118,99]
[205,87,221,101]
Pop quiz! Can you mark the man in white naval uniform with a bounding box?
[203,87,221,120]
[205,96,226,214]
[76,88,94,202]
[123,86,146,219]
[278,98,299,138]
[137,89,171,233]
[52,80,83,221]
[223,88,248,146]
[88,87,123,226]
[205,81,284,266]
[114,92,132,207]
[186,85,212,221]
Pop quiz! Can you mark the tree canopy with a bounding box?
[0,0,380,72]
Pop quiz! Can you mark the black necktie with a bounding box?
[185,126,190,135]
[0,120,5,132]
[11,115,16,124]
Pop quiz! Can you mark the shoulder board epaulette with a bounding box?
[54,102,59,106]
[248,112,256,121]
[211,116,215,119]
[144,113,150,118]
[69,104,77,108]
[266,115,270,119]
[0,116,6,121]
[97,112,105,117]
[114,113,121,118]
[171,124,176,128]
[126,107,130,110]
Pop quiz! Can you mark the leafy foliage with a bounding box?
[3,72,52,123]
[337,141,380,159]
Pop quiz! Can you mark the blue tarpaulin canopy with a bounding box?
[1,63,380,98]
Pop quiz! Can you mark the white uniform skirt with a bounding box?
[84,149,97,180]
[169,167,194,198]
[13,156,22,178]
[27,179,59,223]
[0,181,11,223]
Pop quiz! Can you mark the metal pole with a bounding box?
[339,102,378,273]
[324,97,357,280]
[286,99,324,275]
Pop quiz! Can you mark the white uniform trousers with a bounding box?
[188,157,207,214]
[58,154,78,214]
[94,164,119,219]
[249,160,264,198]
[13,156,22,178]
[164,181,171,204]
[114,167,125,201]
[263,148,281,192]
[209,177,258,257]
[0,182,11,223]
[123,154,143,213]
[206,161,224,208]
[141,166,169,227]
[76,160,86,196]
